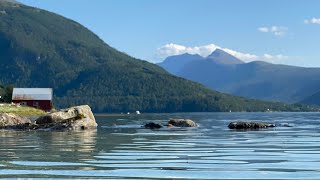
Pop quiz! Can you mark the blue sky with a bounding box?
[18,0,320,67]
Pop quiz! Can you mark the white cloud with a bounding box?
[262,54,288,62]
[221,48,258,61]
[304,18,320,24]
[156,43,289,63]
[257,27,269,33]
[258,26,288,36]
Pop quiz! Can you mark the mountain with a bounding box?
[157,49,244,75]
[157,53,204,74]
[0,2,312,112]
[207,49,244,65]
[159,51,320,103]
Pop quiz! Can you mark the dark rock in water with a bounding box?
[167,119,198,127]
[144,122,163,129]
[0,113,31,128]
[228,121,275,129]
[36,105,97,130]
[144,119,198,129]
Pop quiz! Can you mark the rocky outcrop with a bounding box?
[166,119,198,127]
[228,121,275,129]
[0,105,97,130]
[0,113,31,128]
[35,105,97,130]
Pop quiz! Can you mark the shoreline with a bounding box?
[94,111,320,117]
[94,113,132,117]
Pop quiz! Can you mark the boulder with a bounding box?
[144,122,162,129]
[35,105,97,130]
[166,119,198,127]
[228,121,275,129]
[0,113,31,128]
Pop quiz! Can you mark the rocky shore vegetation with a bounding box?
[0,103,45,115]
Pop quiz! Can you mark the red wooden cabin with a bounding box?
[12,88,53,111]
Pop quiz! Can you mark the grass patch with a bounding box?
[0,104,46,115]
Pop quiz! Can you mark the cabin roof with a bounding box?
[12,88,53,101]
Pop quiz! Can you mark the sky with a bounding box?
[17,0,320,67]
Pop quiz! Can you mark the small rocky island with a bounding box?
[228,121,275,129]
[0,105,97,130]
[144,118,198,129]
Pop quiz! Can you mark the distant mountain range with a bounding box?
[0,1,310,112]
[158,49,320,104]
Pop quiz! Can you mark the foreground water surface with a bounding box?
[0,112,320,179]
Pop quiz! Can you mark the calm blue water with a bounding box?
[0,112,320,179]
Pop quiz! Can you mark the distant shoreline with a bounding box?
[94,113,128,117]
[94,111,320,117]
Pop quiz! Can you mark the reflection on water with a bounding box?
[0,129,97,163]
[0,112,320,179]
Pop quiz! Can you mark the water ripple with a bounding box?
[1,113,320,179]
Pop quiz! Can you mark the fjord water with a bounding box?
[0,113,320,179]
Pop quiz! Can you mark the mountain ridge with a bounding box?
[158,51,320,104]
[158,53,204,74]
[207,49,244,65]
